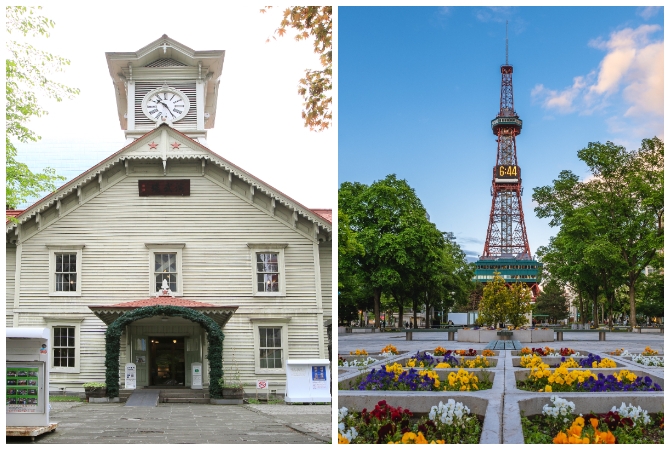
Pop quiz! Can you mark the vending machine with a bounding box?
[6,328,51,427]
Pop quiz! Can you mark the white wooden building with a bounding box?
[6,36,332,395]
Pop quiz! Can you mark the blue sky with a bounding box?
[338,6,664,261]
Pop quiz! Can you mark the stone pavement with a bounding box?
[7,402,332,444]
[338,329,664,444]
[338,328,664,355]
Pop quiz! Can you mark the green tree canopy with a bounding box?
[339,174,448,328]
[533,280,570,323]
[533,138,664,327]
[478,272,509,327]
[6,6,79,209]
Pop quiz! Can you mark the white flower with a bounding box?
[338,406,348,422]
[611,402,651,426]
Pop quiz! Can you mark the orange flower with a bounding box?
[338,433,350,444]
[589,417,599,429]
[594,430,616,444]
[553,431,568,444]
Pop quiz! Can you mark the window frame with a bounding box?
[47,245,84,297]
[247,244,287,297]
[44,316,84,374]
[145,244,185,296]
[250,318,290,375]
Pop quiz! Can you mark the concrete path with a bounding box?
[7,403,332,444]
[125,390,160,407]
[338,329,664,444]
[338,328,664,355]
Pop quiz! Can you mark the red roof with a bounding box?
[93,297,219,308]
[311,209,332,223]
[6,210,23,218]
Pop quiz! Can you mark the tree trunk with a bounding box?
[628,276,637,327]
[425,298,431,329]
[412,298,418,329]
[578,290,585,325]
[373,288,381,328]
[592,292,599,328]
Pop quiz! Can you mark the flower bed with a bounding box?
[338,392,501,444]
[519,396,664,444]
[630,355,664,367]
[519,346,578,357]
[338,399,483,444]
[338,363,495,392]
[399,351,497,369]
[514,367,663,393]
[339,355,380,368]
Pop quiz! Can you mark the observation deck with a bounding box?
[473,257,541,284]
[491,116,523,135]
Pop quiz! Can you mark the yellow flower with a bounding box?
[400,431,428,444]
[545,385,552,392]
[338,433,350,444]
[435,362,451,368]
[573,417,585,428]
[407,359,416,368]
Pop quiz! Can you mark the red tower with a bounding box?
[478,26,540,298]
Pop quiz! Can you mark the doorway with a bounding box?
[149,336,185,386]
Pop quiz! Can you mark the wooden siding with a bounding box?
[11,162,331,391]
[7,244,16,326]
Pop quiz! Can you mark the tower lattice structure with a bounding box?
[479,30,540,299]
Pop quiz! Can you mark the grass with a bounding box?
[49,395,83,402]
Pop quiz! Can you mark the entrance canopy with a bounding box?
[89,298,238,327]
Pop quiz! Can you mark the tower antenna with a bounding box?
[505,21,509,65]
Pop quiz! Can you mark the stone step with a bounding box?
[162,397,210,404]
[159,392,209,398]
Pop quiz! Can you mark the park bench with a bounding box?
[484,340,523,350]
[405,327,460,341]
[348,326,376,333]
[554,329,608,341]
[634,326,664,334]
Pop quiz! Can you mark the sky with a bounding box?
[10,5,335,212]
[338,6,664,262]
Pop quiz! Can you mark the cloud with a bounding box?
[474,7,512,23]
[438,7,452,16]
[534,25,663,122]
[637,6,661,20]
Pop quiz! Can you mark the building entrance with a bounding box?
[149,336,185,386]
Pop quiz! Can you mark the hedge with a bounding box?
[104,305,224,398]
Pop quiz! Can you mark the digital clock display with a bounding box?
[495,164,520,179]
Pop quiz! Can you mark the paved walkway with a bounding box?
[7,402,331,444]
[338,329,664,355]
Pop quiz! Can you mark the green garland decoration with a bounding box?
[104,305,224,399]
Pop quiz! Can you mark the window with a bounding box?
[250,318,290,374]
[145,244,184,295]
[47,245,84,296]
[256,253,279,293]
[259,327,282,369]
[45,316,84,373]
[55,254,77,292]
[53,327,76,368]
[154,253,178,292]
[247,244,287,296]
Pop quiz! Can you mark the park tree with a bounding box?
[261,6,331,131]
[478,272,509,327]
[507,282,532,328]
[533,280,570,323]
[6,6,79,209]
[635,272,664,322]
[533,138,664,327]
[339,174,446,328]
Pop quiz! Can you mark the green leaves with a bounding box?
[532,138,664,327]
[105,306,224,399]
[264,6,332,131]
[6,6,79,209]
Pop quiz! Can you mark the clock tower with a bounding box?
[106,35,225,145]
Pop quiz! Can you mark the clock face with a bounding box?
[142,87,191,123]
